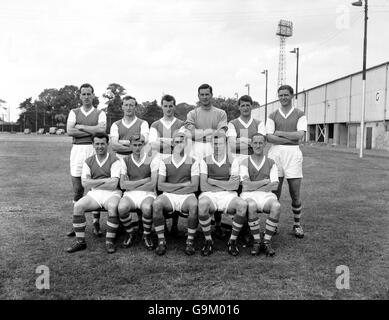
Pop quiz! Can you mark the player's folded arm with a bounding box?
[97,177,120,191]
[137,171,158,192]
[174,175,199,195]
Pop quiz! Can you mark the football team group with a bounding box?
[65,83,307,257]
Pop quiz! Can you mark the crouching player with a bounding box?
[66,132,122,254]
[118,134,159,250]
[198,131,247,257]
[153,131,199,256]
[239,133,281,256]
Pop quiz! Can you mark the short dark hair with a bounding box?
[129,134,145,144]
[277,85,294,95]
[238,95,253,106]
[198,84,213,95]
[251,133,267,142]
[92,132,109,143]
[161,94,176,106]
[122,95,137,104]
[80,83,94,94]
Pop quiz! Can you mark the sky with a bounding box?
[1,0,389,121]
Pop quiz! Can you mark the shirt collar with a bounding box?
[81,106,94,117]
[249,155,266,171]
[122,116,138,128]
[212,154,227,167]
[172,154,187,168]
[131,153,147,167]
[238,117,253,129]
[160,117,177,130]
[278,107,294,119]
[95,153,109,167]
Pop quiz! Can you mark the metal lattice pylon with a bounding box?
[276,20,293,92]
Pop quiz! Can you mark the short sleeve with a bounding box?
[81,162,91,179]
[266,118,275,134]
[226,122,237,137]
[199,159,208,175]
[149,127,159,143]
[191,161,200,176]
[98,111,107,124]
[230,159,240,177]
[150,156,160,172]
[269,163,279,183]
[158,160,166,176]
[297,115,307,132]
[140,121,150,142]
[110,160,121,178]
[67,110,76,125]
[110,123,119,139]
[257,121,267,136]
[120,158,127,175]
[239,163,249,181]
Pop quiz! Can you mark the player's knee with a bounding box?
[237,199,247,213]
[73,201,85,215]
[153,199,164,215]
[247,200,257,215]
[141,202,152,216]
[107,203,118,215]
[117,202,128,217]
[272,201,281,212]
[198,198,210,216]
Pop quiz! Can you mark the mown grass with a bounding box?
[0,134,388,300]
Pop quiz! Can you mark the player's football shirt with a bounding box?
[149,117,185,154]
[266,107,307,145]
[120,153,159,180]
[110,117,150,155]
[239,156,278,183]
[82,153,121,184]
[227,117,266,154]
[158,154,199,184]
[67,107,106,145]
[200,154,240,181]
[184,106,227,141]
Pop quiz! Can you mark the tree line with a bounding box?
[17,83,259,132]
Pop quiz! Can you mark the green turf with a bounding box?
[0,134,388,299]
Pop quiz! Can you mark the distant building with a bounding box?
[252,61,389,151]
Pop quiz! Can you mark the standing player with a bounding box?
[227,95,266,163]
[266,85,307,238]
[66,83,106,238]
[118,134,159,250]
[153,131,199,256]
[184,84,228,237]
[149,94,185,236]
[66,132,122,254]
[184,84,228,160]
[110,95,149,159]
[198,131,247,257]
[240,133,281,256]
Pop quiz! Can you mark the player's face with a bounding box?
[161,100,175,117]
[251,135,266,155]
[239,101,252,117]
[80,87,94,107]
[93,137,108,155]
[198,88,212,107]
[278,89,293,108]
[213,136,226,155]
[122,99,136,117]
[172,136,186,153]
[131,141,144,155]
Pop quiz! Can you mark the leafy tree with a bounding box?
[175,102,194,121]
[141,100,163,126]
[103,83,127,128]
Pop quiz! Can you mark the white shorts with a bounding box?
[70,144,95,177]
[240,191,277,212]
[199,191,238,214]
[267,145,303,179]
[123,190,156,209]
[163,192,195,214]
[87,189,122,209]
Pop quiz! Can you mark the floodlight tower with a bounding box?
[276,20,293,89]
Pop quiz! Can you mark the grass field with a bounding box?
[0,133,388,300]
